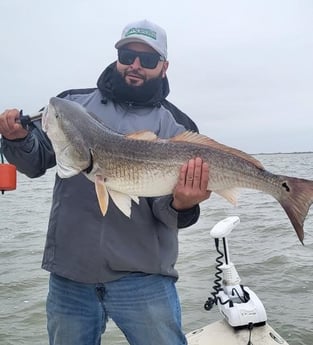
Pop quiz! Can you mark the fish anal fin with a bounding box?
[126,130,158,141]
[95,175,109,216]
[131,196,140,205]
[108,190,135,218]
[170,131,264,169]
[215,188,239,206]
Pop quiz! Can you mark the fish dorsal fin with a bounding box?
[126,130,158,141]
[170,131,264,169]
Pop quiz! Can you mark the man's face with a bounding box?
[116,42,169,87]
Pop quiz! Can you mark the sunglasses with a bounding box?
[117,49,165,69]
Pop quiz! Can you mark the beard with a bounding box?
[110,67,164,105]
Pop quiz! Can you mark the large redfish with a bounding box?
[43,97,313,243]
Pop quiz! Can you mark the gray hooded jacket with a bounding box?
[2,63,201,283]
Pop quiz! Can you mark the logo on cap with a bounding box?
[125,28,157,40]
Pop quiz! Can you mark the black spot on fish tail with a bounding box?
[278,176,313,244]
[83,149,93,174]
[282,182,290,192]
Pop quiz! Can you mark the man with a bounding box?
[0,20,211,345]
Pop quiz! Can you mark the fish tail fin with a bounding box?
[278,176,313,244]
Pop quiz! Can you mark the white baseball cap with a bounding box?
[115,19,167,59]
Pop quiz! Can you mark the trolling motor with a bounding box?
[204,216,267,329]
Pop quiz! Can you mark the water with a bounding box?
[0,153,313,345]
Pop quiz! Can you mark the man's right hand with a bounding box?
[0,109,28,140]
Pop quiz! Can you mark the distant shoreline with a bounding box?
[254,151,313,155]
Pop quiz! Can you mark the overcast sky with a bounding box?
[1,0,312,153]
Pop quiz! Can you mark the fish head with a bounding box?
[43,97,92,178]
[43,97,85,132]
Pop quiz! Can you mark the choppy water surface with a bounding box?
[1,153,313,344]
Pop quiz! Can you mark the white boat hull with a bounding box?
[186,319,289,345]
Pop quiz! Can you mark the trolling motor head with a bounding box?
[210,216,240,239]
[205,216,267,329]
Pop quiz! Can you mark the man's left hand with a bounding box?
[172,157,211,210]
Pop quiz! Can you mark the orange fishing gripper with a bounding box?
[0,163,17,193]
[0,141,17,194]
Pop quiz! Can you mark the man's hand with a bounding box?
[0,109,28,140]
[172,157,211,210]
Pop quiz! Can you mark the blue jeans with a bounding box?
[46,273,187,345]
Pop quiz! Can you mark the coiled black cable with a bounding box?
[204,238,230,310]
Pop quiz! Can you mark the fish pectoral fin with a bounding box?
[215,188,239,206]
[126,130,157,141]
[95,175,109,216]
[108,190,135,218]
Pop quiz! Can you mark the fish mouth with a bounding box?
[41,106,49,132]
[42,98,63,133]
